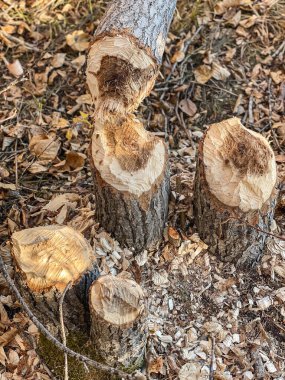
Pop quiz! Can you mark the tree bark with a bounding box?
[89,273,147,372]
[193,118,278,266]
[89,116,170,252]
[86,0,177,117]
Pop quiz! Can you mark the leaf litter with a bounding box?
[0,0,285,379]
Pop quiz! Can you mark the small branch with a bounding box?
[209,336,215,380]
[59,282,72,380]
[0,77,27,96]
[0,254,137,380]
[0,30,40,51]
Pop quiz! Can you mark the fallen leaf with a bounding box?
[66,30,89,51]
[275,155,285,163]
[54,151,86,172]
[148,356,164,374]
[194,64,213,84]
[51,53,66,68]
[0,327,18,346]
[71,55,86,72]
[8,349,20,366]
[239,15,258,28]
[214,0,252,15]
[0,182,16,190]
[29,134,61,163]
[171,50,185,63]
[212,61,231,81]
[6,60,24,77]
[28,162,48,174]
[270,70,285,84]
[179,99,197,117]
[43,193,80,212]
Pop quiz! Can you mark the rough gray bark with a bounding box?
[89,274,147,372]
[193,142,278,267]
[95,0,177,63]
[91,160,170,253]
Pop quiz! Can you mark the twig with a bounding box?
[0,254,137,380]
[225,216,285,242]
[0,30,40,51]
[15,139,18,190]
[59,282,72,380]
[0,77,27,96]
[271,40,285,58]
[248,95,254,125]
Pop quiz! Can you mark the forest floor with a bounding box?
[0,0,285,379]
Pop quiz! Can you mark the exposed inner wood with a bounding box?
[91,115,166,197]
[12,225,94,292]
[203,117,277,212]
[87,35,157,117]
[89,274,145,326]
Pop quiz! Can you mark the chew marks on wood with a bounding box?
[90,115,169,252]
[194,117,278,266]
[87,0,177,117]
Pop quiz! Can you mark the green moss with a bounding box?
[38,332,144,380]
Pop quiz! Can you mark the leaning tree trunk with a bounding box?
[87,0,176,251]
[193,117,278,266]
[11,225,147,380]
[86,0,177,117]
[90,116,169,252]
[89,273,147,372]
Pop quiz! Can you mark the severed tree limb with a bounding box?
[0,252,144,380]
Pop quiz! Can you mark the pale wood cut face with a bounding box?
[91,116,166,197]
[203,117,277,212]
[86,35,157,117]
[89,275,144,326]
[12,225,93,292]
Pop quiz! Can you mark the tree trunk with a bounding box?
[89,273,147,372]
[89,115,170,252]
[193,117,278,266]
[86,0,177,117]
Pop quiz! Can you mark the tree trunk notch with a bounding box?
[89,273,147,372]
[194,117,278,266]
[86,0,177,118]
[90,115,170,252]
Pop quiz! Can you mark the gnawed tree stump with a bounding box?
[87,0,177,117]
[90,115,170,252]
[89,273,147,372]
[11,225,100,379]
[194,118,278,266]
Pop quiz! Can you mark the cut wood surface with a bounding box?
[87,0,177,117]
[11,225,102,380]
[194,117,278,266]
[90,115,170,252]
[89,273,147,371]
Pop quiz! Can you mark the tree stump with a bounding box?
[194,118,278,266]
[90,115,170,252]
[87,0,177,118]
[11,225,99,379]
[89,273,147,372]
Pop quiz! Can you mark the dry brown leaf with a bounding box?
[71,55,86,72]
[270,70,285,84]
[0,182,16,190]
[214,0,252,15]
[226,10,241,27]
[179,99,197,117]
[27,162,48,174]
[148,356,164,374]
[171,50,185,63]
[225,47,236,62]
[43,193,80,212]
[0,327,18,346]
[66,30,89,51]
[6,60,24,77]
[8,349,20,366]
[194,64,213,84]
[0,346,7,366]
[54,151,86,172]
[29,134,61,163]
[239,15,258,28]
[51,53,66,68]
[275,155,285,163]
[212,61,231,81]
